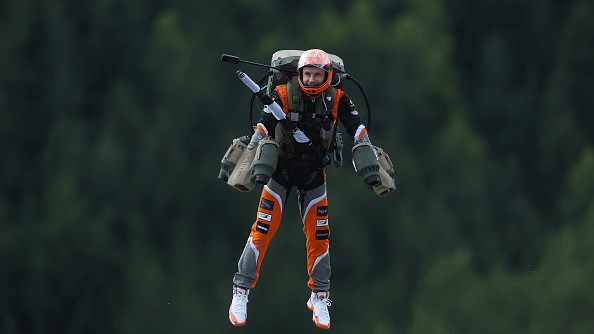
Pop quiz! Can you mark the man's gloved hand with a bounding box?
[354,132,371,145]
[248,125,267,149]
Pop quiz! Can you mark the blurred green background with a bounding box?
[1,0,593,333]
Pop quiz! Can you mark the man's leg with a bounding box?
[299,181,331,291]
[233,178,288,288]
[229,179,288,326]
[299,178,332,330]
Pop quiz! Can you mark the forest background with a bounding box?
[1,0,593,333]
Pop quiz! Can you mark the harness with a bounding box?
[274,77,343,162]
[273,77,343,187]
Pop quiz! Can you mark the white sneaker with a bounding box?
[306,291,332,330]
[229,286,249,326]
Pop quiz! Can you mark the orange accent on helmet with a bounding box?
[297,49,333,98]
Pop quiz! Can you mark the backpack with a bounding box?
[243,50,351,167]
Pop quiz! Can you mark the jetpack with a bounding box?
[220,50,372,135]
[217,50,392,196]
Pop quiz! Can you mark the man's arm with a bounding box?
[337,92,369,143]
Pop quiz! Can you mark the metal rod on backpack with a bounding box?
[222,54,297,73]
[236,70,330,166]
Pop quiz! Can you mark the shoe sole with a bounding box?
[229,310,246,327]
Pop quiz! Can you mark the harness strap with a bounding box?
[277,160,322,189]
[301,168,321,188]
[276,85,290,116]
[276,83,343,124]
[274,81,343,165]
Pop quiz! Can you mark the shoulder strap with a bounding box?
[330,88,343,124]
[327,88,343,154]
[286,77,302,112]
[275,85,290,114]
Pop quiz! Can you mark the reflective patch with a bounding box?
[316,219,328,226]
[316,206,328,216]
[351,109,359,116]
[260,198,275,211]
[258,212,272,222]
[315,229,329,240]
[256,221,270,234]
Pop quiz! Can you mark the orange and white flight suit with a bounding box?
[232,83,369,292]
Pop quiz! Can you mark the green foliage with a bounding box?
[1,0,593,332]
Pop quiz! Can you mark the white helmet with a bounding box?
[297,49,333,97]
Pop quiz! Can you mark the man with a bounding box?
[228,49,374,330]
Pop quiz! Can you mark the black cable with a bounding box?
[346,75,372,132]
[248,70,273,134]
